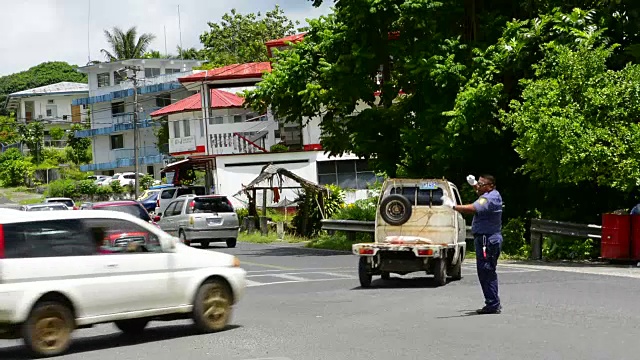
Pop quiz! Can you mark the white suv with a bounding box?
[0,210,246,358]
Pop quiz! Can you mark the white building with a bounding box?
[4,82,89,148]
[155,34,383,207]
[72,58,204,178]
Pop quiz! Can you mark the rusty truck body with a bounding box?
[352,178,467,287]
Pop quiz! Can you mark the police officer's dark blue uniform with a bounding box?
[471,176,502,314]
[442,174,503,314]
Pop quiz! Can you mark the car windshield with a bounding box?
[187,197,234,213]
[140,191,158,201]
[95,204,151,221]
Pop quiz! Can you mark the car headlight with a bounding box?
[232,256,241,267]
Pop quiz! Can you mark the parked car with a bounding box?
[138,189,161,213]
[105,172,147,187]
[82,200,160,227]
[21,203,71,211]
[44,197,77,210]
[156,194,240,248]
[0,209,246,358]
[352,178,467,287]
[155,186,206,215]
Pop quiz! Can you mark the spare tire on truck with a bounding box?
[379,194,412,226]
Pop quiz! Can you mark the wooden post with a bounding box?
[260,216,268,236]
[262,189,267,217]
[530,231,543,260]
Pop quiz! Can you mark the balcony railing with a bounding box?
[80,145,164,172]
[75,108,161,138]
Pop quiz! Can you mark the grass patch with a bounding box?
[238,231,308,244]
[19,197,44,205]
[305,233,355,251]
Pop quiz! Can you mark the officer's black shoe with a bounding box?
[476,306,501,314]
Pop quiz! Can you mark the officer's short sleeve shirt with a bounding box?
[471,189,503,235]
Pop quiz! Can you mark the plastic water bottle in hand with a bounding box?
[466,174,477,186]
[442,195,455,208]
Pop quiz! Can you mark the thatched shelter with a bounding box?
[232,164,327,219]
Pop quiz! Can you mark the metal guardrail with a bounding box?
[529,218,602,260]
[322,218,603,261]
[320,219,474,241]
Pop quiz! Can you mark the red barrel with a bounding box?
[601,213,631,259]
[630,215,640,260]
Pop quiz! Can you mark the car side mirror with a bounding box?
[154,215,161,222]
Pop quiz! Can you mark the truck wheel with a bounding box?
[226,238,237,248]
[433,257,447,286]
[358,257,372,288]
[381,272,390,280]
[22,301,75,358]
[201,241,210,249]
[450,253,463,281]
[379,194,412,226]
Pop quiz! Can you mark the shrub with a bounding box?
[292,184,345,238]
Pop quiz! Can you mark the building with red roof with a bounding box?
[153,33,382,206]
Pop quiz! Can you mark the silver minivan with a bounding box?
[157,194,239,248]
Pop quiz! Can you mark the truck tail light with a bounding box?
[418,249,433,256]
[0,224,4,258]
[359,248,374,255]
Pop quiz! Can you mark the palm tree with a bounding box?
[100,26,156,61]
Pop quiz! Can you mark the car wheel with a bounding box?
[192,279,232,333]
[179,230,190,246]
[22,301,75,358]
[226,238,237,248]
[358,257,372,288]
[379,194,412,226]
[114,318,149,335]
[433,257,447,286]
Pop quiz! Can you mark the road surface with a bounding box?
[2,242,640,359]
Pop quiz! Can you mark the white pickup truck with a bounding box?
[352,178,467,287]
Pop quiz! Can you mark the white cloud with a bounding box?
[0,0,333,76]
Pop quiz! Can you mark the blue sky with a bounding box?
[0,0,333,76]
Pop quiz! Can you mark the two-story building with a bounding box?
[72,58,204,178]
[4,82,89,148]
[155,34,383,207]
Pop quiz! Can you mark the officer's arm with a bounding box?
[454,196,489,215]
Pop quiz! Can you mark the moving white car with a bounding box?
[0,209,246,358]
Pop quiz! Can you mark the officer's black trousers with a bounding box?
[474,235,501,310]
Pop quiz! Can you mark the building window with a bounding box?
[114,71,126,85]
[145,68,160,78]
[156,93,171,107]
[97,72,110,88]
[165,68,181,74]
[173,121,180,138]
[45,105,57,119]
[209,116,223,125]
[183,119,190,137]
[317,159,380,190]
[110,134,124,149]
[199,118,204,137]
[111,102,125,115]
[233,115,243,123]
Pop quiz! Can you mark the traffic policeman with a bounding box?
[442,174,503,314]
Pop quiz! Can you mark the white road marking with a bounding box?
[269,273,309,282]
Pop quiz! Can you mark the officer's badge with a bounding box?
[478,197,487,205]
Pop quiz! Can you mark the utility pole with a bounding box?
[125,65,142,199]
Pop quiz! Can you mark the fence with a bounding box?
[321,218,601,260]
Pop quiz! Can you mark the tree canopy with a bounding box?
[245,0,640,222]
[199,5,301,67]
[101,26,156,61]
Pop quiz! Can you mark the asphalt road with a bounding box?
[3,242,640,360]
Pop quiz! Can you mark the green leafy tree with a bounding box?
[49,127,65,141]
[101,26,156,61]
[65,124,92,165]
[199,5,300,67]
[18,121,44,164]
